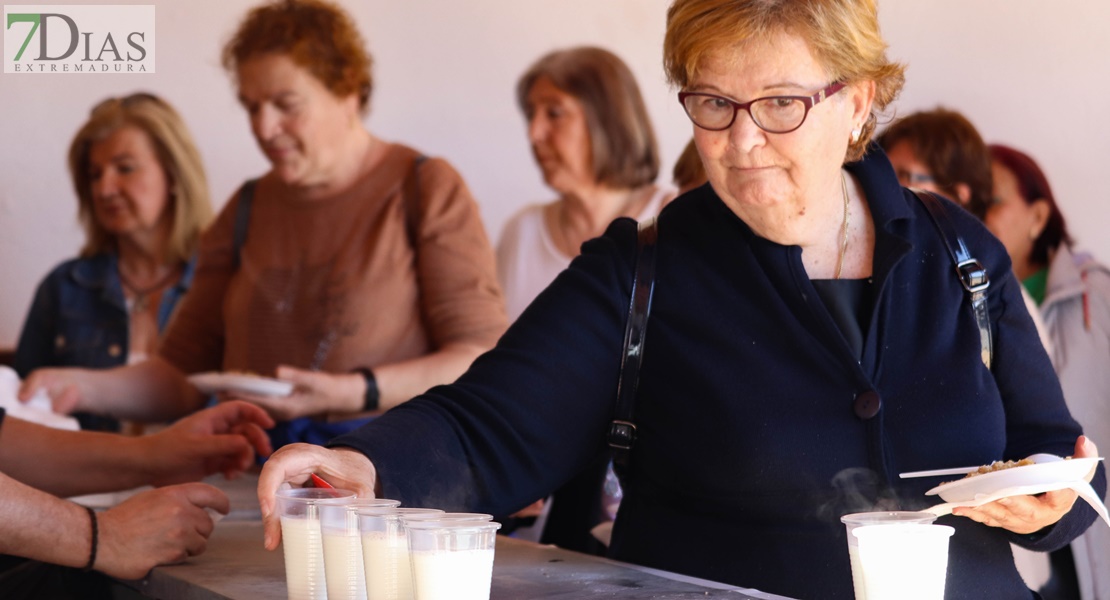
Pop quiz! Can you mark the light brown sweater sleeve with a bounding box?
[411,158,508,349]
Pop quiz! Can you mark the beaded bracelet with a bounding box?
[83,505,98,572]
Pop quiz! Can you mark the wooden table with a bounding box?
[103,474,792,599]
[113,521,792,599]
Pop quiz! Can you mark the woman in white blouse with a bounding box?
[498,46,674,321]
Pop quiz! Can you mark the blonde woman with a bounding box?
[15,92,211,430]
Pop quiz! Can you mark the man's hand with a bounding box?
[258,443,377,550]
[141,401,275,486]
[95,483,229,580]
[953,436,1099,533]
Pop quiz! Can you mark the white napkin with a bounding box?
[925,479,1110,528]
[0,366,80,430]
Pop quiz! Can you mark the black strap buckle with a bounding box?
[608,420,637,451]
[957,259,990,293]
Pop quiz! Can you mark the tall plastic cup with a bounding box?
[840,511,936,600]
[405,519,501,600]
[853,524,954,600]
[357,507,444,600]
[318,498,401,600]
[276,487,356,600]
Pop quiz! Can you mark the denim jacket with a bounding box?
[14,253,195,377]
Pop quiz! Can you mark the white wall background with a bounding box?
[2,0,1108,347]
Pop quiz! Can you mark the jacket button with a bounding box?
[854,390,881,420]
[108,344,122,358]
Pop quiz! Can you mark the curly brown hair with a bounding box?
[222,0,373,113]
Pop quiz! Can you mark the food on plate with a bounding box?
[962,458,1035,479]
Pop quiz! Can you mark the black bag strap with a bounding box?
[403,155,428,250]
[912,190,993,368]
[231,179,257,270]
[608,218,659,470]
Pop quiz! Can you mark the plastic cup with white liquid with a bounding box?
[853,524,954,600]
[840,511,936,600]
[405,519,501,600]
[357,507,444,600]
[276,487,356,600]
[318,498,401,600]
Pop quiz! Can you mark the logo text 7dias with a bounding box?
[4,5,155,73]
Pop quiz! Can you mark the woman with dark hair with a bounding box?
[20,0,507,448]
[987,143,1110,600]
[877,107,993,218]
[498,46,674,321]
[877,108,1053,352]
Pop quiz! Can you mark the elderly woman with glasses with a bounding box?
[19,0,506,448]
[258,0,1104,598]
[14,92,212,432]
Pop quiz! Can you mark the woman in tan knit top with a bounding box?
[19,0,507,447]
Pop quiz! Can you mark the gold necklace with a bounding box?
[834,172,850,280]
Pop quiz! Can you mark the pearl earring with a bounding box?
[851,128,862,143]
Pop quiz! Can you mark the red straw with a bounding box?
[310,473,334,489]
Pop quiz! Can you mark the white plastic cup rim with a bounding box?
[315,497,401,507]
[404,520,502,532]
[840,511,938,526]
[275,487,356,502]
[400,512,493,523]
[853,523,954,541]
[355,506,444,520]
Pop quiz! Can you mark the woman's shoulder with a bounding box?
[902,188,1012,273]
[500,202,552,236]
[385,142,464,182]
[496,202,559,264]
[41,253,116,288]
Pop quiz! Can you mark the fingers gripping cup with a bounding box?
[358,507,444,600]
[276,488,356,600]
[840,511,936,600]
[318,498,401,600]
[853,524,954,600]
[405,519,501,600]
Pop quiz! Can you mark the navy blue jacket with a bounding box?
[332,147,1105,600]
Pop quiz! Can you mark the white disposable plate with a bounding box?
[187,372,294,397]
[926,456,1102,503]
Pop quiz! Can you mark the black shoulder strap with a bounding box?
[231,179,257,271]
[608,218,659,471]
[912,190,993,368]
[402,155,428,251]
